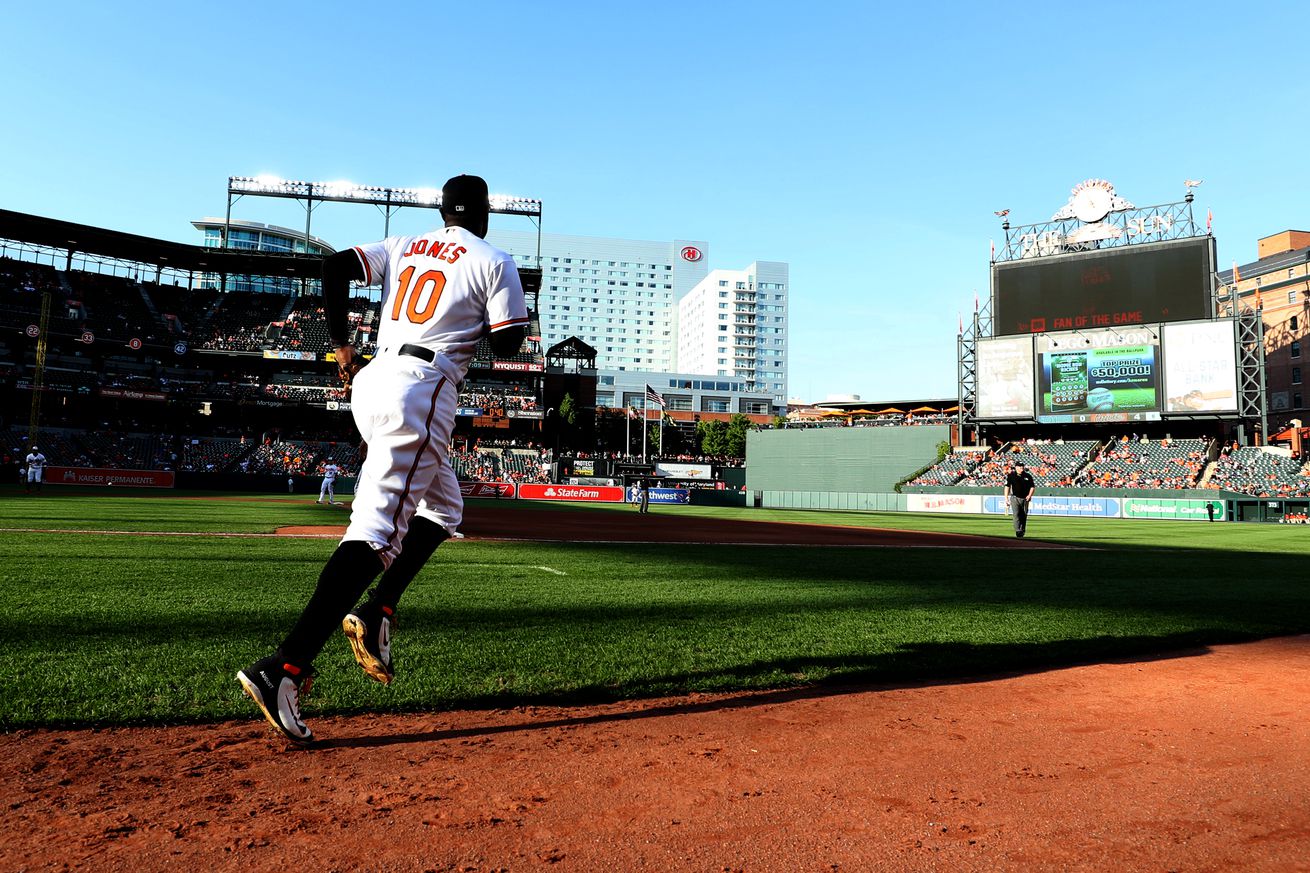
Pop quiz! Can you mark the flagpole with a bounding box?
[625,405,631,458]
[642,398,648,462]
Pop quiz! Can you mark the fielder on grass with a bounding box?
[238,175,529,745]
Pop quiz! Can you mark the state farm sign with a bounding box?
[517,483,625,503]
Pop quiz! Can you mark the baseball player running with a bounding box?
[25,446,46,495]
[316,460,341,505]
[238,175,529,744]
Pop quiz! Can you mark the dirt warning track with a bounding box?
[278,502,1074,549]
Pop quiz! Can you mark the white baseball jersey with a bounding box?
[342,224,529,567]
[353,227,529,384]
[26,452,46,470]
[322,463,339,481]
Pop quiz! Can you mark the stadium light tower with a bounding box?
[223,176,543,264]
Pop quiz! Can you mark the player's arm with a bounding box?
[322,248,374,379]
[488,323,528,357]
[485,257,531,358]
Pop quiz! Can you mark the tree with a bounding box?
[559,393,578,426]
[697,419,728,456]
[724,413,751,458]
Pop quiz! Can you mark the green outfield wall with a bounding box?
[745,426,947,505]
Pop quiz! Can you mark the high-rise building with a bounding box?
[487,230,708,372]
[678,262,789,406]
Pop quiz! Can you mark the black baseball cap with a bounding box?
[441,174,489,216]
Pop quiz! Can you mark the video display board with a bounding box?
[1162,320,1239,413]
[993,237,1212,337]
[1035,327,1162,423]
[976,335,1035,419]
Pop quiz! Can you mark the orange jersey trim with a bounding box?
[489,317,531,331]
[353,246,372,285]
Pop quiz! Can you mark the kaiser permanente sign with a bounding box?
[907,493,1224,521]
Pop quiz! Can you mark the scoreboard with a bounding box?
[992,237,1213,337]
[975,320,1239,423]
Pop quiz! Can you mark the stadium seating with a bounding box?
[1076,437,1209,490]
[275,295,376,354]
[941,440,1102,488]
[200,292,289,352]
[242,439,361,476]
[62,270,159,343]
[7,427,87,468]
[906,450,987,486]
[179,437,258,473]
[1206,447,1310,498]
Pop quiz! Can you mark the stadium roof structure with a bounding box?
[0,208,323,279]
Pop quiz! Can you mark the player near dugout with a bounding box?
[238,175,530,744]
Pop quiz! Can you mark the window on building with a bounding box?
[1293,340,1302,359]
[1292,316,1300,331]
[1294,392,1303,408]
[1290,290,1298,305]
[1294,367,1302,385]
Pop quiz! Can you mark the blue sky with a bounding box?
[2,1,1307,402]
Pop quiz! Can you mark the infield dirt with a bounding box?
[4,635,1308,871]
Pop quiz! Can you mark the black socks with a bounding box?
[365,516,450,613]
[278,540,384,669]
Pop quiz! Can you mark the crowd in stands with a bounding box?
[1205,445,1310,498]
[458,387,539,414]
[450,443,552,484]
[277,297,377,355]
[908,437,1216,491]
[180,437,254,473]
[1076,437,1208,490]
[778,412,954,429]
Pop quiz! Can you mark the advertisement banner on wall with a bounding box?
[48,466,175,488]
[572,460,596,476]
[263,350,318,361]
[626,486,690,505]
[1122,497,1224,521]
[975,336,1036,419]
[907,493,983,514]
[984,495,1120,517]
[655,462,714,479]
[98,387,168,402]
[518,483,625,503]
[459,481,515,498]
[1162,321,1239,413]
[1036,326,1162,423]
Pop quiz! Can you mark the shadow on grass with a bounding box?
[317,629,1245,750]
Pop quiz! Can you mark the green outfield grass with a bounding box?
[0,491,1306,729]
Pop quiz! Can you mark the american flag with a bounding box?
[644,384,665,407]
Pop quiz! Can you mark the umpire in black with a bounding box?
[1003,461,1036,538]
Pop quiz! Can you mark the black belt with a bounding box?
[398,343,435,363]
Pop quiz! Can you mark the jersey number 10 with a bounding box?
[390,266,447,324]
